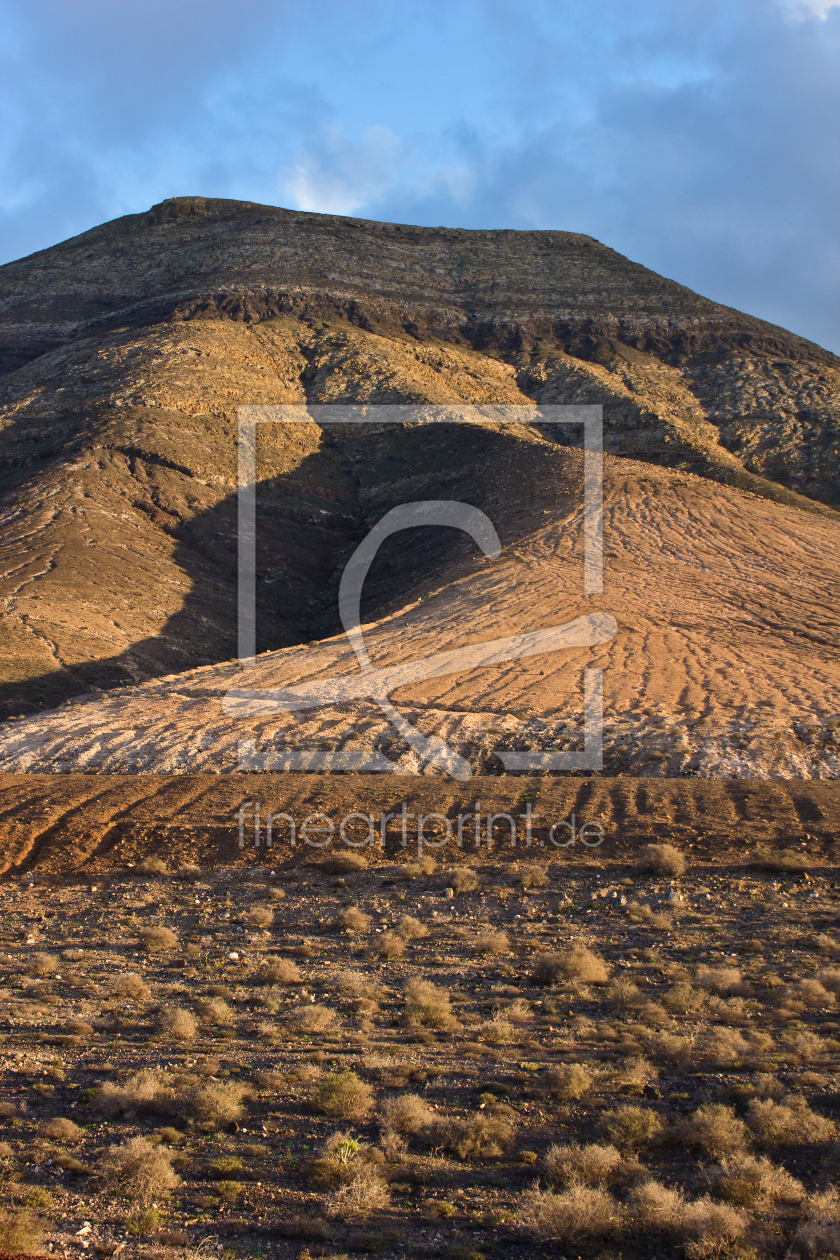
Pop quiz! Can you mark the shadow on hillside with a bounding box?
[0,422,581,719]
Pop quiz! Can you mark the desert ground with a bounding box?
[0,777,836,1258]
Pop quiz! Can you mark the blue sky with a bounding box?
[1,0,838,351]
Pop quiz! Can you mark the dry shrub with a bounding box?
[450,868,480,894]
[256,956,301,986]
[156,1006,198,1041]
[379,1093,436,1135]
[376,931,406,960]
[0,1207,45,1255]
[316,1072,374,1121]
[480,1014,516,1044]
[795,978,836,1009]
[681,1197,748,1259]
[664,980,706,1015]
[98,1136,179,1201]
[244,906,274,929]
[532,944,609,986]
[754,846,810,873]
[176,863,202,881]
[335,969,383,1000]
[323,852,368,875]
[291,1003,340,1034]
[635,843,686,877]
[708,1154,805,1206]
[517,864,548,888]
[626,901,671,929]
[817,967,840,996]
[609,976,645,1009]
[399,855,436,878]
[696,965,744,996]
[27,951,59,977]
[631,1179,686,1233]
[404,978,454,1028]
[747,1096,835,1145]
[433,1108,516,1159]
[616,1056,659,1089]
[543,1063,594,1101]
[797,1189,840,1257]
[107,971,150,1001]
[695,1027,750,1065]
[396,914,428,941]
[97,1071,172,1117]
[187,1081,248,1128]
[600,1106,665,1150]
[544,1142,626,1187]
[138,925,178,953]
[325,1164,390,1220]
[502,998,532,1023]
[40,1117,81,1142]
[136,856,168,876]
[339,907,371,934]
[680,1104,750,1159]
[521,1184,622,1244]
[196,997,234,1026]
[475,929,510,956]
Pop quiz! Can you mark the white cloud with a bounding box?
[779,0,840,19]
[282,123,407,216]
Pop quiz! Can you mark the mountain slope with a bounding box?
[0,196,837,739]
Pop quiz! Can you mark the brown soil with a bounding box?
[1,773,838,880]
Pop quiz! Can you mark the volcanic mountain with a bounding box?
[0,195,838,779]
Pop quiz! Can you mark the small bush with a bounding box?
[399,855,437,878]
[747,1096,835,1145]
[681,1197,747,1258]
[544,1142,625,1187]
[631,1179,686,1233]
[396,914,428,941]
[405,978,454,1028]
[40,1117,82,1142]
[694,1027,750,1065]
[176,863,202,881]
[138,925,178,953]
[600,1106,665,1150]
[244,906,274,929]
[379,1093,436,1135]
[323,852,368,875]
[754,846,810,872]
[664,980,706,1015]
[635,843,686,877]
[156,1006,198,1041]
[521,1184,622,1244]
[108,972,151,1000]
[680,1104,750,1159]
[187,1081,248,1128]
[98,1136,179,1201]
[96,1071,172,1117]
[517,864,548,888]
[196,997,234,1026]
[334,969,383,1000]
[433,1108,517,1159]
[532,945,609,986]
[543,1063,594,1101]
[0,1207,45,1255]
[27,951,59,977]
[708,1154,805,1205]
[316,1072,374,1121]
[256,956,301,985]
[475,929,510,955]
[339,907,371,934]
[325,1165,390,1220]
[797,1189,840,1257]
[291,1003,340,1034]
[695,965,743,996]
[450,868,480,894]
[136,856,168,876]
[376,931,406,960]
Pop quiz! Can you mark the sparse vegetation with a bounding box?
[316,1072,374,1120]
[635,842,687,876]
